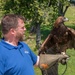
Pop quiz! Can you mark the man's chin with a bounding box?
[19,36,25,41]
[19,38,24,41]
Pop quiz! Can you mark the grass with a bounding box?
[26,6,75,75]
[58,49,75,75]
[65,6,75,29]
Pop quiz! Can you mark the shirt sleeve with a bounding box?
[30,51,37,65]
[22,42,38,65]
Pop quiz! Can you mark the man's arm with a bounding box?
[34,56,39,66]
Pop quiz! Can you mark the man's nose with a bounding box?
[24,27,26,31]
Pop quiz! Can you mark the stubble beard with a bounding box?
[16,33,25,41]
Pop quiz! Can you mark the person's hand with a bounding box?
[39,54,69,69]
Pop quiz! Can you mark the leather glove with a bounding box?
[39,54,69,69]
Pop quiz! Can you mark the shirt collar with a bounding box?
[0,38,23,50]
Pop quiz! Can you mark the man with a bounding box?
[0,14,39,75]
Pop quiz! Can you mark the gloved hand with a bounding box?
[39,54,69,70]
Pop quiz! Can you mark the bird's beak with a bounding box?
[64,17,69,22]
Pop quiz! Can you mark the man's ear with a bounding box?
[10,28,16,35]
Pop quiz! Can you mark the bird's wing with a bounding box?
[67,27,75,49]
[38,34,53,54]
[67,27,75,36]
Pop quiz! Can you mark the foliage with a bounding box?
[0,0,70,26]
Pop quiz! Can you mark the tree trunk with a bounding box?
[36,22,41,50]
[58,1,69,16]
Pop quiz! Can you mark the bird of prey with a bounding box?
[39,16,75,55]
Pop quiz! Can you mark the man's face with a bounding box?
[15,18,26,41]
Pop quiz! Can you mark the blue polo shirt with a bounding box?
[0,39,37,75]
